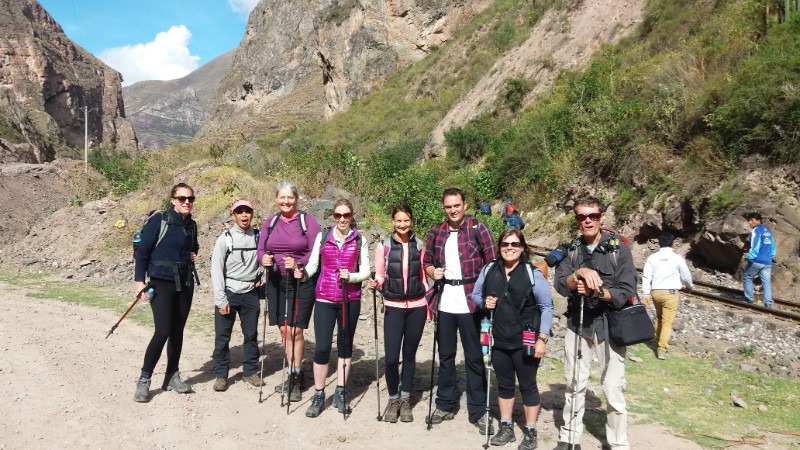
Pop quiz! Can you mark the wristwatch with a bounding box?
[537,335,549,344]
[598,288,605,299]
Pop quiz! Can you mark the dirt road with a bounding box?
[0,281,704,449]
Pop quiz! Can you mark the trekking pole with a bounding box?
[279,267,291,407]
[426,274,443,430]
[371,271,382,421]
[482,310,494,449]
[286,263,302,414]
[568,296,585,450]
[259,253,272,403]
[105,285,150,338]
[340,272,350,418]
[258,294,268,403]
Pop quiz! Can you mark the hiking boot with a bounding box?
[332,386,352,414]
[382,398,401,423]
[518,428,537,450]
[553,442,581,450]
[305,392,325,418]
[475,413,496,436]
[162,372,193,393]
[133,376,151,403]
[274,372,303,393]
[243,374,264,387]
[425,408,456,425]
[213,377,228,392]
[657,349,667,360]
[399,398,414,423]
[491,422,516,445]
[288,373,304,401]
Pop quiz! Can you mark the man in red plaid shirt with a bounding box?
[424,188,497,434]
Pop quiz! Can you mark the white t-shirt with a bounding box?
[439,231,470,314]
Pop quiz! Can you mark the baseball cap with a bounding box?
[231,199,253,212]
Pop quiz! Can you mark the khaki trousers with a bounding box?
[652,289,679,351]
[559,328,629,449]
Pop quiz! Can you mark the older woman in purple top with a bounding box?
[256,181,321,401]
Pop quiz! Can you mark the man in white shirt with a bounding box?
[641,232,694,360]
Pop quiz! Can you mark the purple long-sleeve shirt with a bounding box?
[256,212,321,273]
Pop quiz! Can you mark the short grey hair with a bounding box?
[274,180,299,199]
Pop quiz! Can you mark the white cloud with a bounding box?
[228,0,259,17]
[99,25,200,86]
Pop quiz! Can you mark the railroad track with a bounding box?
[529,244,800,323]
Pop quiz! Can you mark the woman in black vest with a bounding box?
[133,183,199,403]
[472,228,554,450]
[367,204,429,423]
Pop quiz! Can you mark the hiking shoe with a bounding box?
[399,398,414,422]
[332,386,352,414]
[213,377,228,392]
[491,422,516,446]
[305,392,325,418]
[475,413,495,435]
[425,408,456,425]
[518,428,537,450]
[657,349,667,360]
[382,398,401,423]
[288,373,304,401]
[553,442,581,450]
[162,372,193,393]
[243,374,264,387]
[133,376,151,403]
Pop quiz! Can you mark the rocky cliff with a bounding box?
[198,0,489,141]
[123,50,234,149]
[0,0,137,163]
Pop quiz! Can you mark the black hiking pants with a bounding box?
[213,289,261,378]
[141,276,194,377]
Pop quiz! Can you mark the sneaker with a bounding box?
[213,377,228,392]
[383,398,401,423]
[425,408,456,425]
[243,374,264,387]
[133,376,151,402]
[332,386,352,414]
[475,413,496,436]
[763,303,773,309]
[399,398,414,423]
[305,392,325,418]
[162,372,193,393]
[553,442,581,450]
[657,349,667,360]
[518,428,537,450]
[491,422,516,445]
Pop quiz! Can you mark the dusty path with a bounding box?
[0,281,704,449]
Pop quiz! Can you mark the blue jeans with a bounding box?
[743,261,772,306]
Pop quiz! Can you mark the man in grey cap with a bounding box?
[210,199,265,391]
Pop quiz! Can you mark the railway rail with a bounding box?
[529,244,800,323]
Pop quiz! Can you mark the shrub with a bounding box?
[89,147,149,196]
[614,185,640,223]
[499,77,532,112]
[705,178,746,218]
[445,124,492,161]
[383,167,444,234]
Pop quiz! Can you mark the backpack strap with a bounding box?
[469,216,484,256]
[223,228,261,281]
[263,212,307,251]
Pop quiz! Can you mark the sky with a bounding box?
[36,0,259,86]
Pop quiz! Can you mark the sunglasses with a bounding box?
[233,208,253,215]
[576,213,601,222]
[500,241,522,248]
[173,196,196,204]
[333,212,352,220]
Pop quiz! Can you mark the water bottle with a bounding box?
[138,287,154,311]
[132,230,142,258]
[480,317,491,355]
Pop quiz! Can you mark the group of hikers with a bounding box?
[130,181,646,450]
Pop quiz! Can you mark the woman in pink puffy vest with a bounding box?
[299,198,370,417]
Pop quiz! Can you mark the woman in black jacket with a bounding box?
[472,228,554,450]
[133,183,200,403]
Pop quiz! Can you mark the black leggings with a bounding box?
[141,277,194,377]
[491,347,541,407]
[383,305,426,396]
[313,301,360,364]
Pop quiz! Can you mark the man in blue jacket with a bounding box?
[743,212,777,307]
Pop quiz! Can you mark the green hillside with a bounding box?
[92,0,800,234]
